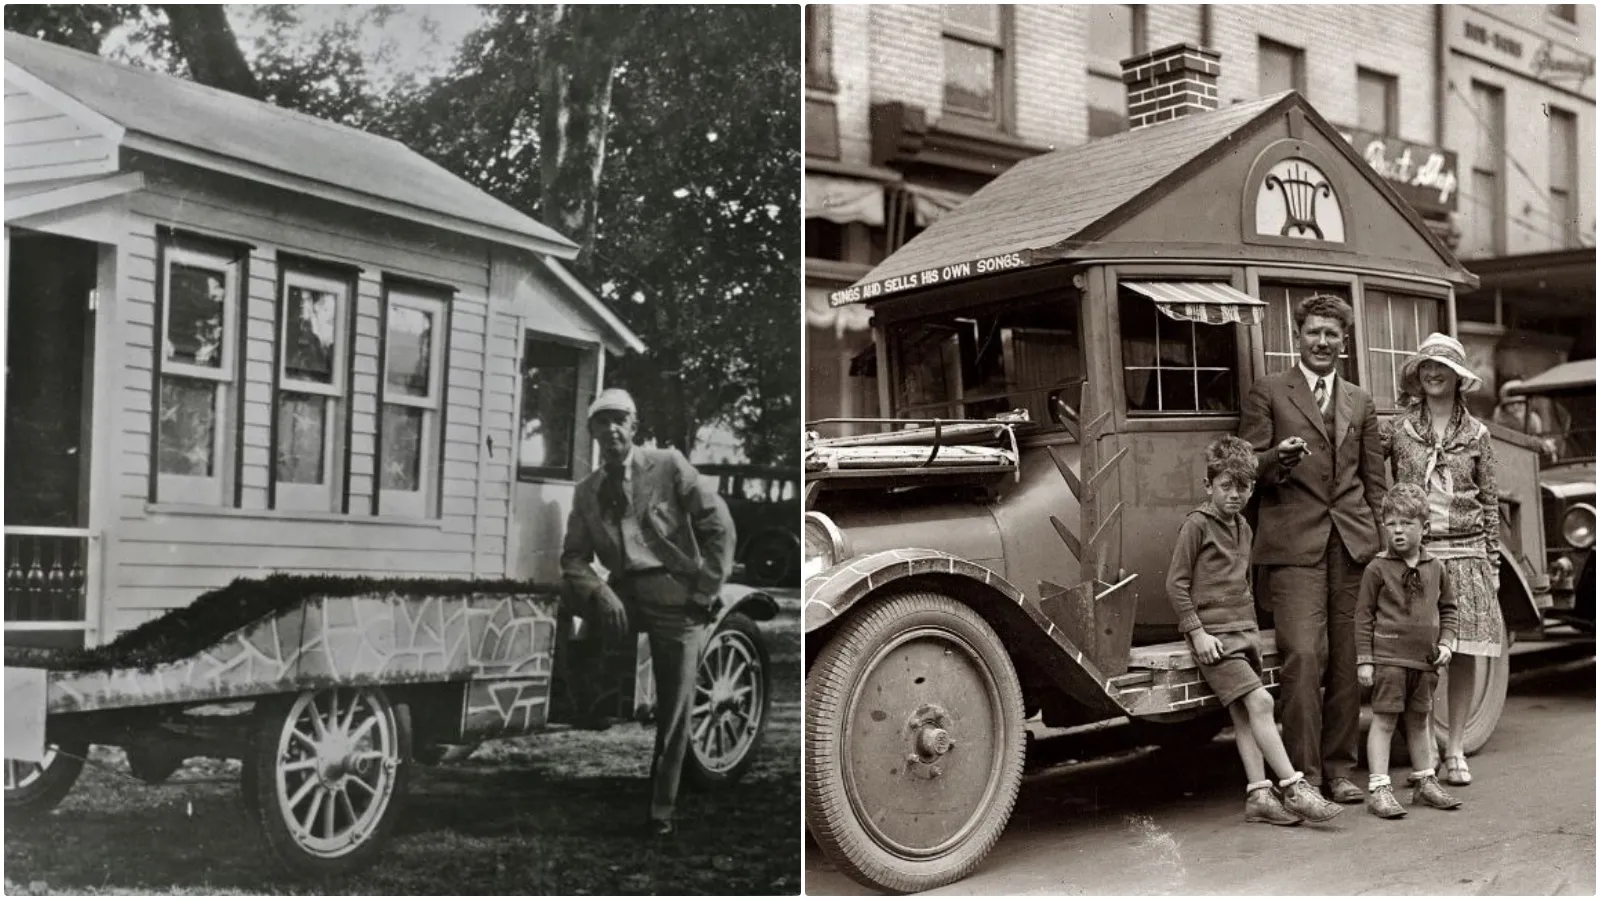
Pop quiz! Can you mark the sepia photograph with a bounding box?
[802,4,1594,895]
[4,4,800,895]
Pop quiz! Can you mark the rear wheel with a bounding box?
[1431,634,1512,758]
[686,613,771,787]
[744,532,798,587]
[807,591,1025,894]
[4,742,87,820]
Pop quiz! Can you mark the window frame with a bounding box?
[1468,79,1506,256]
[273,266,354,512]
[1548,105,1578,248]
[1360,285,1446,413]
[377,286,449,519]
[1257,37,1306,96]
[1113,281,1247,419]
[154,241,243,506]
[940,5,1011,129]
[805,4,835,92]
[1245,269,1362,387]
[515,332,592,484]
[1355,66,1398,137]
[1085,4,1147,139]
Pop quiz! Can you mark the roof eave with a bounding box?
[121,132,581,260]
[539,257,647,355]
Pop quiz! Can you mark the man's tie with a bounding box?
[599,461,629,523]
[1314,376,1329,415]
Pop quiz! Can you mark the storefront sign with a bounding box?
[1336,127,1459,215]
[1447,7,1595,99]
[829,249,1032,306]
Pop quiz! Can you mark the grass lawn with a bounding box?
[5,616,800,895]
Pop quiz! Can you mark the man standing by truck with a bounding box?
[1240,294,1387,805]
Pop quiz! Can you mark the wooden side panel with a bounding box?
[4,79,117,184]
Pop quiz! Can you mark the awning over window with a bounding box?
[806,174,885,226]
[1124,281,1267,326]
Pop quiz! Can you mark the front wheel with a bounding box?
[4,742,87,820]
[806,591,1025,894]
[686,613,771,787]
[1431,634,1512,757]
[242,686,411,879]
[744,532,799,587]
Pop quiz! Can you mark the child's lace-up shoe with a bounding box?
[1410,774,1462,810]
[1280,779,1342,822]
[1366,784,1407,819]
[1245,786,1303,826]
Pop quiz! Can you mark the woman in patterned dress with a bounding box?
[1380,333,1502,788]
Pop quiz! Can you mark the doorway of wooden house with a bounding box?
[5,229,99,649]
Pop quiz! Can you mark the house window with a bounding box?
[1259,282,1355,381]
[1356,67,1397,136]
[518,337,582,481]
[379,287,448,518]
[275,268,350,510]
[1086,4,1145,138]
[1363,288,1441,410]
[156,242,241,505]
[1549,5,1578,23]
[1549,106,1579,248]
[806,4,834,91]
[942,5,1006,126]
[1467,80,1505,256]
[1119,287,1239,415]
[1258,38,1305,96]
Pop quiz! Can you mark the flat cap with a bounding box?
[587,387,637,418]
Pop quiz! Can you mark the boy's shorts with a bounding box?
[1196,628,1265,708]
[1369,664,1438,715]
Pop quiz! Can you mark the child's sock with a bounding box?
[1246,779,1273,794]
[1408,768,1435,783]
[1276,771,1306,789]
[1369,773,1392,790]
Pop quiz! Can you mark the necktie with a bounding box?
[1314,377,1329,414]
[599,462,628,523]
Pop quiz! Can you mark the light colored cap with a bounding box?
[587,387,637,418]
[1399,332,1483,397]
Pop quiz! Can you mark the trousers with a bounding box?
[1260,530,1362,786]
[619,570,710,824]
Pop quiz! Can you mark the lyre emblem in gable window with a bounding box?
[1253,156,1346,244]
[1264,161,1332,239]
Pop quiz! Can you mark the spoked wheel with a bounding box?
[807,591,1025,894]
[686,613,770,787]
[4,741,87,821]
[242,686,411,878]
[1431,634,1512,758]
[745,533,799,587]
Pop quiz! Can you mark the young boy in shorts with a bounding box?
[1356,482,1464,818]
[1166,436,1342,825]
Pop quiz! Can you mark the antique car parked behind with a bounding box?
[802,66,1548,895]
[700,464,802,586]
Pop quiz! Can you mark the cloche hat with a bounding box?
[1399,332,1483,397]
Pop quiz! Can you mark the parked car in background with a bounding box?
[699,464,801,586]
[1507,359,1596,631]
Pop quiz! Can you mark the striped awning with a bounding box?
[1124,281,1267,326]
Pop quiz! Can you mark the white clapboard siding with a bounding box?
[4,79,117,183]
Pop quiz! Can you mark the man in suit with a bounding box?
[1240,294,1386,805]
[561,388,735,836]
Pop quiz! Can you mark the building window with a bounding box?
[379,287,447,518]
[1362,289,1442,410]
[275,268,350,511]
[1356,68,1397,136]
[1549,5,1578,23]
[942,5,1006,126]
[1259,282,1355,381]
[1549,106,1579,248]
[806,5,834,91]
[1258,38,1305,96]
[155,241,241,505]
[1119,288,1239,415]
[1087,4,1145,138]
[1467,80,1505,256]
[518,337,582,482]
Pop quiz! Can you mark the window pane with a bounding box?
[276,393,327,484]
[1469,170,1501,254]
[1471,83,1502,170]
[805,5,833,87]
[945,4,999,36]
[285,284,340,384]
[381,404,423,491]
[1197,368,1238,412]
[158,377,216,475]
[1552,189,1576,246]
[1258,39,1301,95]
[1088,5,1135,67]
[1550,110,1575,190]
[944,39,997,118]
[1159,320,1193,366]
[1356,69,1392,135]
[1087,73,1127,138]
[520,341,580,475]
[386,305,434,398]
[1195,327,1234,367]
[167,263,227,368]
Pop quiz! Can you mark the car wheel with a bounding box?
[1430,634,1512,758]
[807,591,1025,894]
[685,613,770,787]
[4,742,86,820]
[744,532,798,587]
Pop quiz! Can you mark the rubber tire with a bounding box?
[744,532,798,587]
[685,613,772,788]
[1431,633,1512,758]
[1575,562,1595,633]
[241,688,412,880]
[806,591,1025,895]
[4,742,87,821]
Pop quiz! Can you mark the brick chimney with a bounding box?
[1122,43,1221,130]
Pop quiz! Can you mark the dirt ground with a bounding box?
[4,615,800,896]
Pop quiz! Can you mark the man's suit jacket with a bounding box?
[1239,368,1387,567]
[561,446,735,610]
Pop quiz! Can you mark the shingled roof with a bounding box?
[856,92,1291,290]
[5,32,578,258]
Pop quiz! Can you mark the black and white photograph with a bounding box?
[3,4,800,894]
[802,4,1594,895]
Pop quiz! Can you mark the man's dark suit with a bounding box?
[561,445,735,823]
[1240,367,1387,787]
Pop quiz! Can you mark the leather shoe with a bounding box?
[1280,778,1342,823]
[1325,776,1365,804]
[1366,785,1406,819]
[1410,774,1462,810]
[1244,786,1302,826]
[649,819,675,838]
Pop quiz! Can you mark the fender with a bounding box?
[1498,547,1546,633]
[804,548,1124,718]
[713,583,779,630]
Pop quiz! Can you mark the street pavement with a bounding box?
[804,641,1596,896]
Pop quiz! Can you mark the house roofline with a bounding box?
[539,257,647,355]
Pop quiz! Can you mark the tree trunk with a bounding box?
[159,4,259,99]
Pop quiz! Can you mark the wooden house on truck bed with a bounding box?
[4,32,646,650]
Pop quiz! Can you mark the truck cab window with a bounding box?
[1119,286,1240,414]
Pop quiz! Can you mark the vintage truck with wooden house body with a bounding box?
[801,54,1549,895]
[3,33,776,877]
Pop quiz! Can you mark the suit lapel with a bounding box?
[1334,379,1356,449]
[1286,373,1330,440]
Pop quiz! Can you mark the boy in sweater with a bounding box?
[1356,482,1464,818]
[1167,436,1342,825]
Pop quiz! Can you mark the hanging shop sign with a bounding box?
[1336,127,1460,216]
[1446,6,1595,99]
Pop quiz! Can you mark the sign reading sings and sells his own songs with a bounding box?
[829,250,1030,306]
[1337,127,1459,216]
